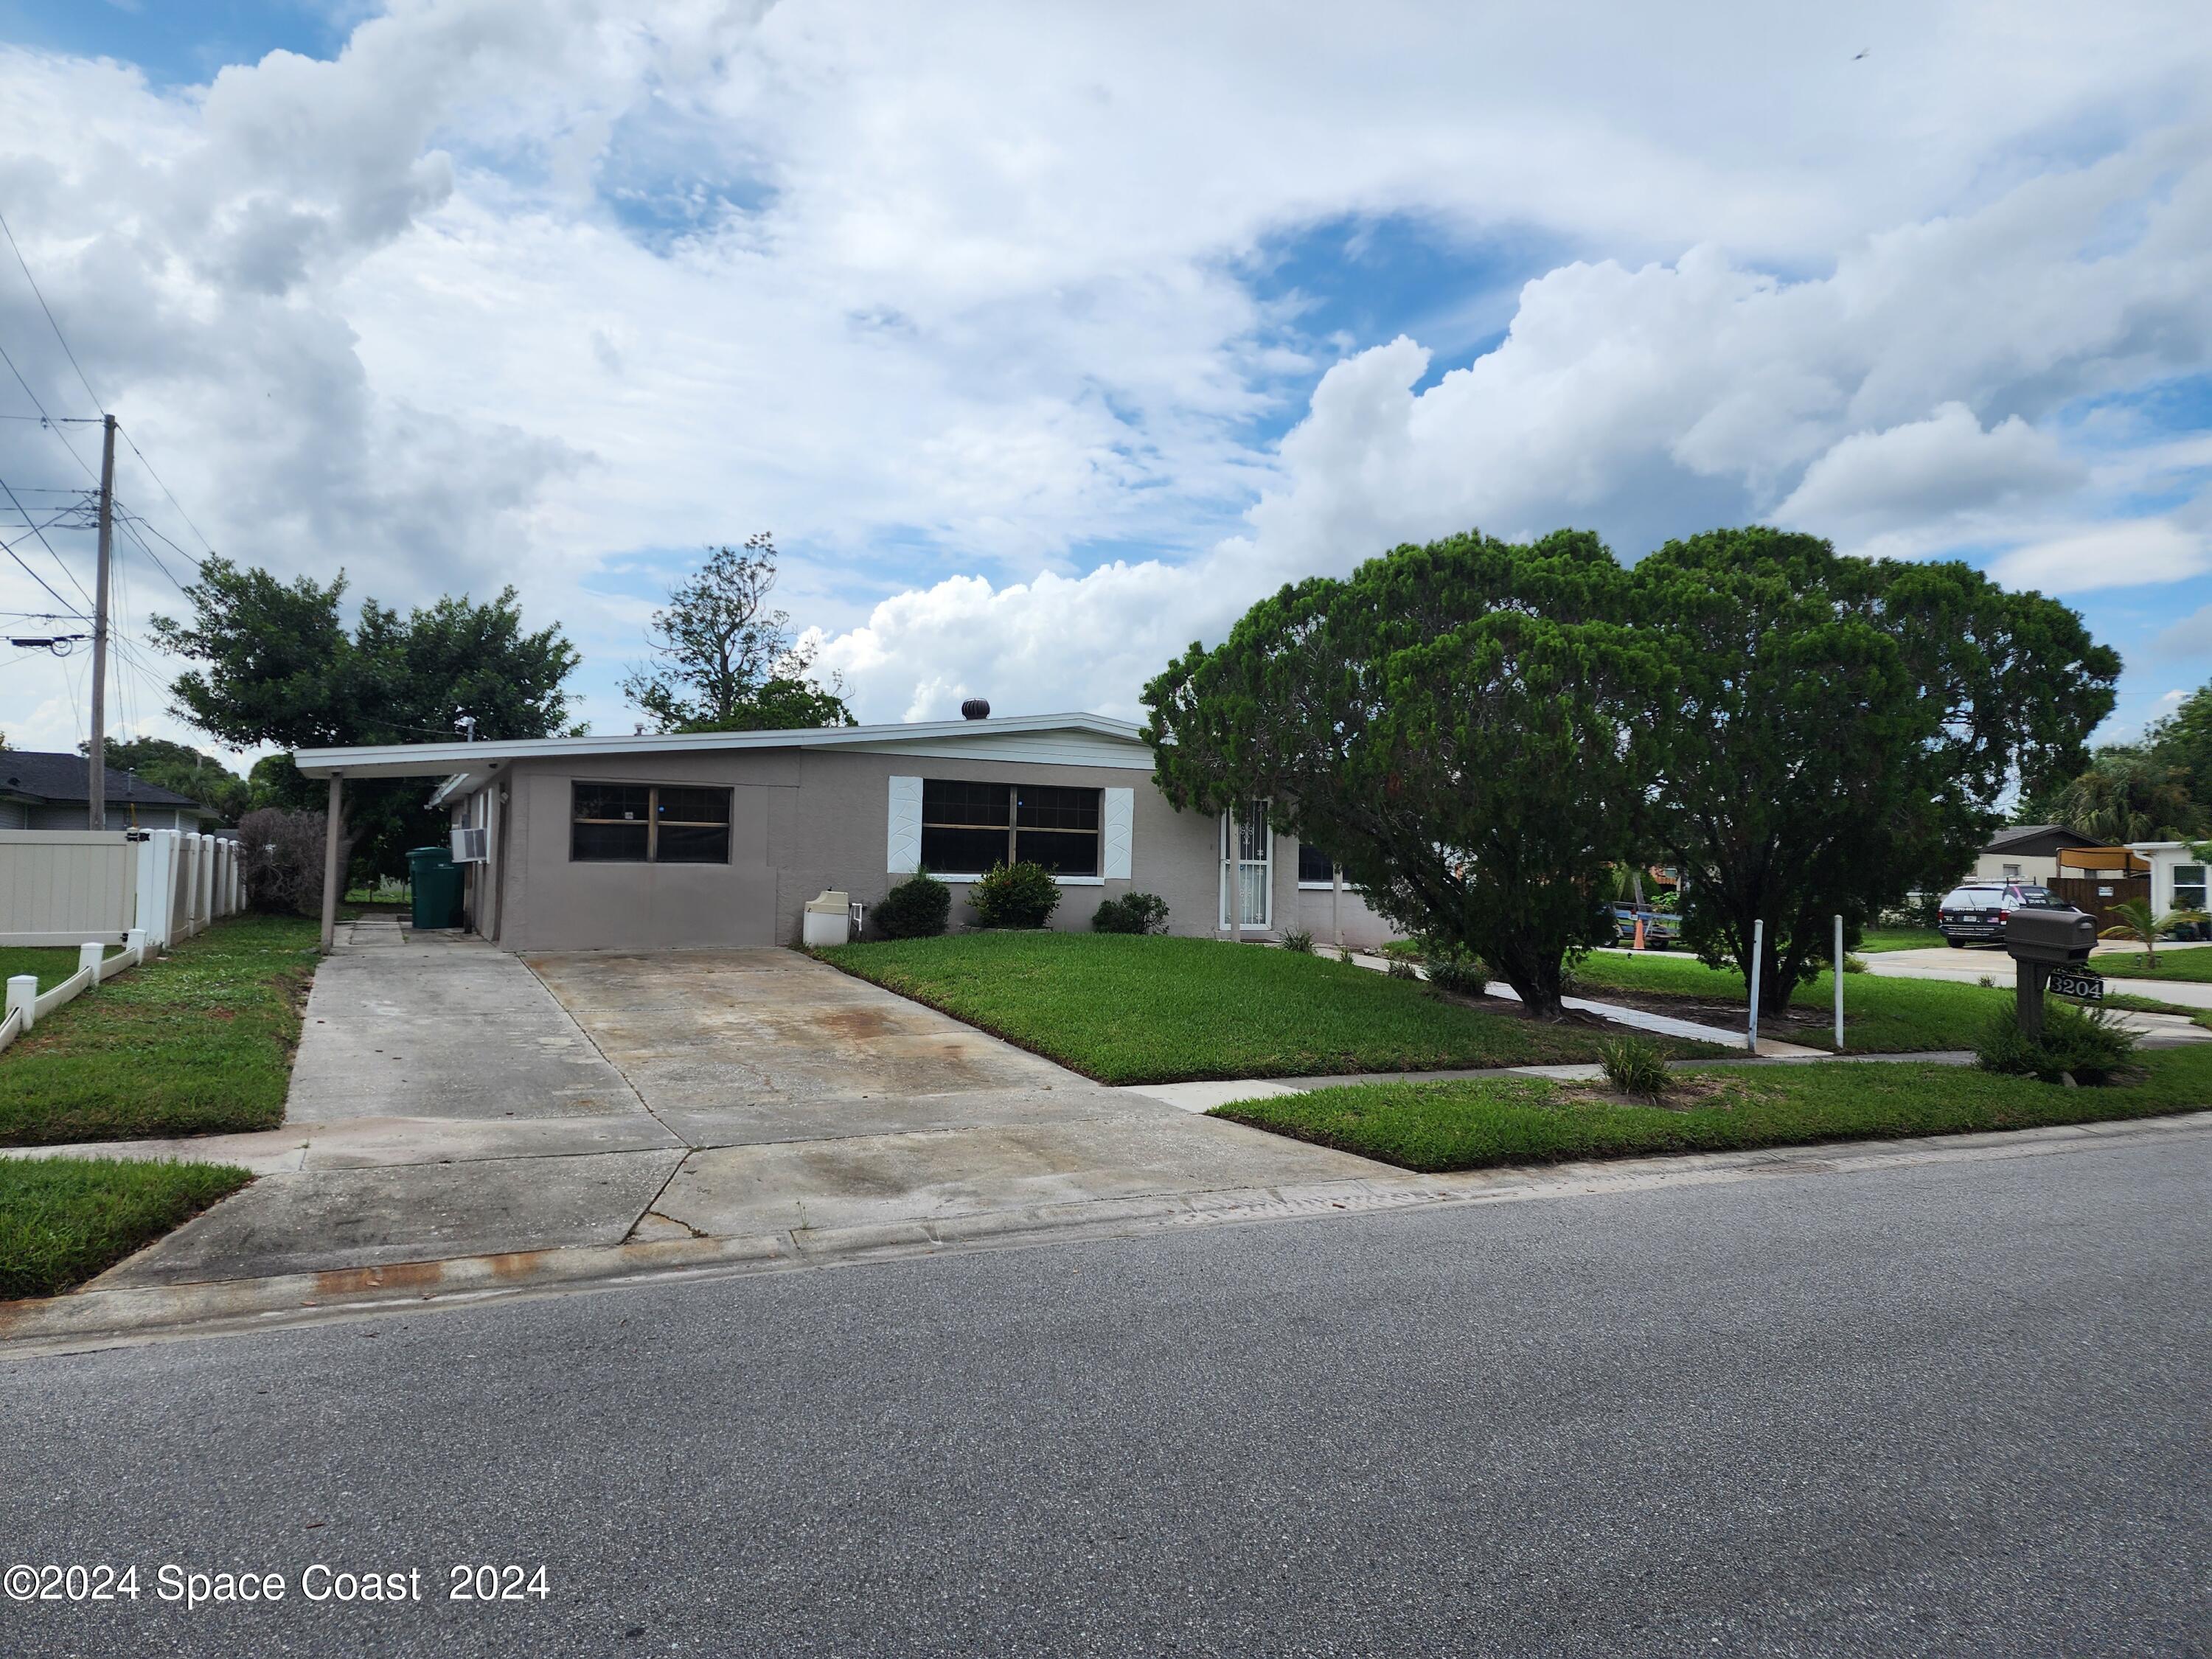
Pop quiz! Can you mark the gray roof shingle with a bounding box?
[0,751,210,810]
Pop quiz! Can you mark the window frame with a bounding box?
[2175,862,2208,909]
[1296,841,1337,890]
[917,779,1105,883]
[569,781,734,866]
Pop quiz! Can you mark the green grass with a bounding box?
[818,932,1722,1085]
[0,1156,252,1299]
[0,946,101,995]
[1571,951,2017,1052]
[1214,1046,2212,1173]
[2092,948,2212,983]
[0,914,319,1147]
[1858,927,1944,953]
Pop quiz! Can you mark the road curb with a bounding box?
[4,1110,2208,1358]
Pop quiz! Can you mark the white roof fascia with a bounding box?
[296,712,1149,784]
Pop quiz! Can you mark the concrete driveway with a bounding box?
[63,936,1385,1301]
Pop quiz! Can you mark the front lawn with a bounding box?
[1214,1046,2212,1173]
[0,1156,252,1299]
[2093,948,2212,984]
[1571,951,2010,1052]
[818,933,1722,1085]
[1859,928,1944,953]
[0,914,319,1147]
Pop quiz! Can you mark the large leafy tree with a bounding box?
[91,736,251,822]
[1631,529,2119,1014]
[1144,529,1649,1018]
[151,557,580,880]
[622,535,853,733]
[2145,680,2212,818]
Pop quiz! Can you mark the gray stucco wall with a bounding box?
[470,743,1402,952]
[23,804,203,832]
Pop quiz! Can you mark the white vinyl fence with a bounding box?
[0,829,242,950]
[0,929,150,1057]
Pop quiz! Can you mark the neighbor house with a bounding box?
[0,751,224,832]
[291,710,1405,953]
[1970,823,2101,885]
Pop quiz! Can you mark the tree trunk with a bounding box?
[1492,942,1568,1020]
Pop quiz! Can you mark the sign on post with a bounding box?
[2048,968,2104,1002]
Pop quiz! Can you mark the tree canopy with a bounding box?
[1147,524,2119,1020]
[151,557,580,878]
[1630,529,2118,1012]
[622,535,853,734]
[1145,529,1646,1017]
[90,736,251,822]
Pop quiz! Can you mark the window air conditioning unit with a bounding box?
[451,826,489,864]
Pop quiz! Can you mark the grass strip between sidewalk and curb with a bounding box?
[0,1158,253,1299]
[818,933,1725,1085]
[2090,949,2212,984]
[0,914,320,1147]
[1211,1046,2212,1173]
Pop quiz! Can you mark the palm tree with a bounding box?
[2098,897,2212,968]
[2053,748,2205,844]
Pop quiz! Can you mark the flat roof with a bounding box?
[292,712,1149,788]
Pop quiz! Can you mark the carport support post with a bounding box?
[319,773,344,952]
[2016,960,2047,1041]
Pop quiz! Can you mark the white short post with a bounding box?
[5,974,35,1032]
[125,927,147,964]
[77,941,103,978]
[1833,914,1845,1051]
[1747,919,1764,1054]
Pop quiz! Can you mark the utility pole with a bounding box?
[86,412,115,832]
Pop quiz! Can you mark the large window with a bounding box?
[2177,863,2208,911]
[571,782,731,863]
[920,779,1101,876]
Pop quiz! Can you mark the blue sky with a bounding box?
[0,0,2207,754]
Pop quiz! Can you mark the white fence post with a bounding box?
[77,941,103,977]
[5,973,35,1033]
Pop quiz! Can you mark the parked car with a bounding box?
[1936,882,2074,947]
[1611,905,1678,948]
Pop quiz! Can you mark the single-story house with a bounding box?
[0,751,223,832]
[1971,824,2101,885]
[291,711,1405,953]
[2128,842,2209,922]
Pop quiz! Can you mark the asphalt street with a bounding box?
[1,1132,2206,1658]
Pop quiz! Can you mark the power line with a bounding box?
[0,207,105,416]
[116,428,214,563]
[0,471,88,615]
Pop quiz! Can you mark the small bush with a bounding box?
[1092,891,1170,935]
[1842,953,1868,974]
[971,860,1061,928]
[874,872,951,939]
[1597,1034,1671,1099]
[1386,956,1419,981]
[237,807,328,917]
[1425,947,1490,998]
[1281,928,1315,954]
[1975,1002,2140,1085]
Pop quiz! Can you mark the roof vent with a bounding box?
[960,698,990,720]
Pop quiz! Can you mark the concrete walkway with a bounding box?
[23,936,1382,1301]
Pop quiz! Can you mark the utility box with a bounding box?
[801,889,852,947]
[2004,908,2096,967]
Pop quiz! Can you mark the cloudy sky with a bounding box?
[1,0,2208,764]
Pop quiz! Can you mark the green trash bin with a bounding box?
[406,846,466,931]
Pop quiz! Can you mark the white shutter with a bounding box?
[886,776,922,873]
[1102,787,1133,880]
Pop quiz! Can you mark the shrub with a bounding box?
[1597,1034,1670,1099]
[1975,1001,2139,1085]
[874,872,951,939]
[236,807,328,917]
[1386,956,1419,981]
[1092,891,1170,935]
[971,860,1061,928]
[1842,953,1868,974]
[1425,947,1489,998]
[1280,928,1315,953]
